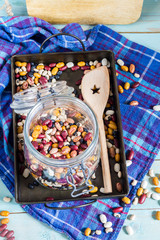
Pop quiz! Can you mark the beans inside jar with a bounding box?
[29,106,93,159]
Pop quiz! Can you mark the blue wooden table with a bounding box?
[0,0,160,239]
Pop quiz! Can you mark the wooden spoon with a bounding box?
[81,66,112,193]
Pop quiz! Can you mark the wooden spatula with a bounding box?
[81,66,112,193]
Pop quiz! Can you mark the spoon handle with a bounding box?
[98,118,112,193]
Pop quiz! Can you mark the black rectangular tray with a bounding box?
[11,49,129,205]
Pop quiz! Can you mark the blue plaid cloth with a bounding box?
[0,17,160,240]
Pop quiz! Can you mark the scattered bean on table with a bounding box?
[156,211,160,220]
[84,227,91,236]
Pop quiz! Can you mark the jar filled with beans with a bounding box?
[23,95,100,194]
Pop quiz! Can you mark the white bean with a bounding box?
[153,105,160,111]
[132,197,138,205]
[99,214,107,224]
[104,222,112,228]
[105,227,113,233]
[101,58,108,66]
[117,59,124,67]
[152,193,160,200]
[131,179,137,186]
[128,214,136,221]
[141,180,148,189]
[3,196,12,203]
[23,168,30,178]
[66,62,74,68]
[126,160,132,167]
[125,226,134,235]
[95,230,102,235]
[148,169,154,177]
[114,163,120,172]
[134,73,140,78]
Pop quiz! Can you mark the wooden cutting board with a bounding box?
[26,0,143,25]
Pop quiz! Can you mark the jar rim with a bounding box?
[24,95,99,167]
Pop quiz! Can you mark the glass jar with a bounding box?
[24,96,100,197]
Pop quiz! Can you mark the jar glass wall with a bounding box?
[24,96,100,192]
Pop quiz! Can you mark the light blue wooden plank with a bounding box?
[0,0,160,33]
[118,208,160,240]
[122,33,160,52]
[0,180,68,240]
[2,213,68,240]
[0,179,25,213]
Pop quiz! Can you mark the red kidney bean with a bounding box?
[27,63,31,72]
[36,170,42,176]
[42,139,47,144]
[38,134,45,139]
[58,141,64,148]
[104,120,109,126]
[112,207,123,213]
[0,224,7,231]
[84,132,92,141]
[21,115,26,120]
[39,76,48,85]
[18,152,24,163]
[81,66,90,70]
[139,194,146,204]
[127,149,134,160]
[61,130,68,139]
[46,197,54,201]
[60,155,66,159]
[114,138,119,148]
[108,98,113,105]
[42,119,51,125]
[32,141,38,150]
[48,141,52,146]
[49,63,56,68]
[70,145,78,151]
[48,121,52,128]
[0,229,9,237]
[78,93,83,100]
[38,144,44,150]
[44,66,51,71]
[131,82,140,88]
[71,65,80,71]
[75,79,82,85]
[40,150,46,156]
[56,135,63,142]
[19,165,25,175]
[111,114,116,122]
[59,66,67,71]
[80,143,88,149]
[5,230,14,238]
[16,74,20,78]
[80,194,91,198]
